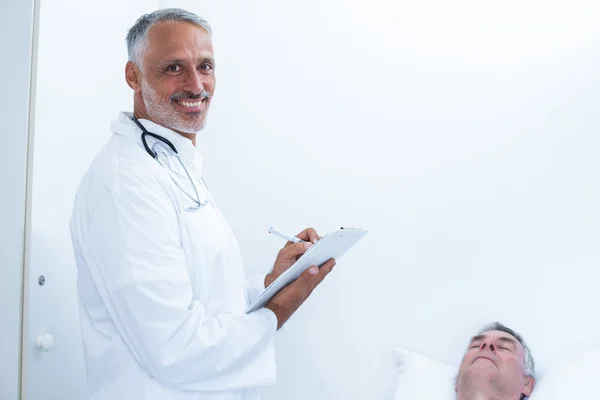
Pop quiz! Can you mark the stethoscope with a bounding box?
[130,116,209,210]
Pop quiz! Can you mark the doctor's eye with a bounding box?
[166,64,182,73]
[199,63,214,73]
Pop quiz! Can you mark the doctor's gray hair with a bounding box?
[478,322,536,380]
[126,8,212,67]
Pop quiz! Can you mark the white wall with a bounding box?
[163,1,600,399]
[24,1,158,399]
[25,0,600,399]
[0,0,36,399]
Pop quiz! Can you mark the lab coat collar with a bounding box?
[111,112,199,167]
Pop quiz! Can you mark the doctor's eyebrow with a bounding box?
[160,57,215,67]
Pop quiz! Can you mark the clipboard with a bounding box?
[245,227,368,313]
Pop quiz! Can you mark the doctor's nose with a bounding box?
[184,69,205,94]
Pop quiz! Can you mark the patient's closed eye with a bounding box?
[497,338,517,351]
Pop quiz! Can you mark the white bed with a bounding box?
[392,346,600,399]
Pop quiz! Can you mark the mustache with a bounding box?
[170,90,211,101]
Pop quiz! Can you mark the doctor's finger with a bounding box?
[279,241,312,260]
[312,258,336,287]
[299,258,336,289]
[295,227,320,244]
[319,258,336,276]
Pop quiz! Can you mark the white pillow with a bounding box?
[392,348,456,400]
[392,347,600,400]
[529,348,600,400]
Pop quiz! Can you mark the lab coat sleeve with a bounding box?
[80,166,277,391]
[246,274,267,305]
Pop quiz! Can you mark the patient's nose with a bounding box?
[480,340,497,353]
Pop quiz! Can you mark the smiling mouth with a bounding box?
[175,98,206,108]
[171,97,209,114]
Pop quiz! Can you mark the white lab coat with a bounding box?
[70,112,277,400]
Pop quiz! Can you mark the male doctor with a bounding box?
[70,8,335,400]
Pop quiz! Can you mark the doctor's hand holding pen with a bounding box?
[263,227,336,330]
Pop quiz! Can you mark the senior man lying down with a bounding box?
[456,322,536,400]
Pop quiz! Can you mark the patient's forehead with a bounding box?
[473,330,519,342]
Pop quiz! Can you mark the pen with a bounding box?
[268,227,305,243]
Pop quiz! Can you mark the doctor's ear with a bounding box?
[125,61,142,93]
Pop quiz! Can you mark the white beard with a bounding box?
[140,79,208,134]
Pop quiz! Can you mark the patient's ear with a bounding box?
[522,376,535,397]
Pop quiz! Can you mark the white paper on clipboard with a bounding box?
[245,227,368,313]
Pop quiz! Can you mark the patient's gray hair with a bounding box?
[478,322,536,379]
[126,8,212,67]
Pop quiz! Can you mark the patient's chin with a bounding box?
[472,358,498,369]
[463,364,501,384]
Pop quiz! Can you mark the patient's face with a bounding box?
[456,330,533,398]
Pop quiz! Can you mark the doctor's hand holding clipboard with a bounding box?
[261,227,337,330]
[252,225,368,329]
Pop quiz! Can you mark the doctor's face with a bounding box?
[133,21,215,134]
[456,330,534,398]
